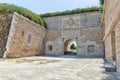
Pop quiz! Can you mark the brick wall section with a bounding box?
[103,0,120,74]
[115,21,120,73]
[103,0,120,62]
[111,31,116,60]
[78,27,104,57]
[104,0,119,35]
[44,12,104,57]
[104,31,116,62]
[80,27,103,44]
[4,12,46,58]
[43,12,101,30]
[47,30,60,40]
[0,13,13,57]
[104,34,113,62]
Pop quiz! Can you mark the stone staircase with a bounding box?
[105,61,116,72]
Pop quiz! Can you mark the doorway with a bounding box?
[64,39,77,55]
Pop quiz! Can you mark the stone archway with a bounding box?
[64,39,77,55]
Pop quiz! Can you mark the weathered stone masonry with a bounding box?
[103,0,120,74]
[0,13,13,57]
[44,11,104,57]
[0,11,104,58]
[0,12,46,58]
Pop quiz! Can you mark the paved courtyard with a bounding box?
[0,56,120,80]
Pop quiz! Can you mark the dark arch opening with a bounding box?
[64,39,77,55]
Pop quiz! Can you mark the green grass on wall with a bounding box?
[40,6,103,17]
[0,3,46,27]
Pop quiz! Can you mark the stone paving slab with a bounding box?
[0,56,120,80]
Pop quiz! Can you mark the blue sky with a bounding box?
[0,0,100,14]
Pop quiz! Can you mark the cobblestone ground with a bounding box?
[0,56,120,80]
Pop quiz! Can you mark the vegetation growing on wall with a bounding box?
[0,3,46,27]
[40,6,103,17]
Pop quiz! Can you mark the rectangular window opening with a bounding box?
[88,45,95,53]
[48,45,52,51]
[27,33,32,46]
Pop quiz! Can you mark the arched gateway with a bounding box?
[44,11,104,57]
[64,39,77,55]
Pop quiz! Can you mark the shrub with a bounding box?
[70,44,76,50]
[100,0,104,5]
[0,3,46,27]
[40,6,102,17]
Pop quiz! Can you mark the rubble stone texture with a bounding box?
[0,13,13,57]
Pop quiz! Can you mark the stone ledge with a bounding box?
[105,63,116,72]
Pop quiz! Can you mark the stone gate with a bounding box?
[44,11,104,57]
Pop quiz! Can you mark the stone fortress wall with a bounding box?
[0,13,13,57]
[0,12,46,58]
[4,12,46,58]
[103,0,120,74]
[1,0,120,76]
[43,11,104,57]
[0,11,104,58]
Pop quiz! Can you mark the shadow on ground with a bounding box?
[101,70,120,80]
[43,55,104,59]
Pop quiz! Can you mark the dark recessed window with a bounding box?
[88,45,95,53]
[48,45,52,51]
[22,31,24,36]
[27,34,32,45]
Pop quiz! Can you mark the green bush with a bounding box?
[100,0,104,5]
[70,44,76,50]
[99,0,104,13]
[41,6,102,17]
[0,3,46,27]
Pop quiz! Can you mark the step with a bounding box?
[105,63,116,72]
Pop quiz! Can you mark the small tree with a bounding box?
[100,0,104,5]
[70,44,76,50]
